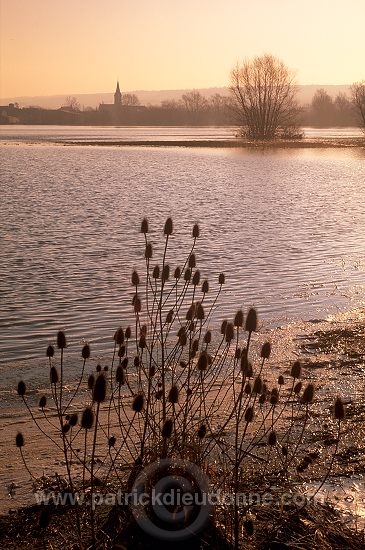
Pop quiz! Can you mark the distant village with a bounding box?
[0,82,358,127]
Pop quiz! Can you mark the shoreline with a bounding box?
[1,307,365,515]
[59,137,365,148]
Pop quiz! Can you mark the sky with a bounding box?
[0,0,364,99]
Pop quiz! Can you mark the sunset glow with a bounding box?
[1,0,365,99]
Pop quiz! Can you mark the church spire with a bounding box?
[114,81,122,107]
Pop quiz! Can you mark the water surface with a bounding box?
[0,132,365,363]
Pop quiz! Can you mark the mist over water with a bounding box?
[0,128,365,363]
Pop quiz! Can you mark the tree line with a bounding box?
[1,55,364,137]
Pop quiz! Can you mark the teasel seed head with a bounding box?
[162,264,170,282]
[69,414,78,427]
[39,396,47,409]
[186,304,196,320]
[145,242,153,259]
[220,319,228,335]
[153,265,160,279]
[234,310,244,327]
[192,269,200,286]
[132,394,144,413]
[141,218,149,234]
[168,385,179,403]
[189,253,196,269]
[149,365,156,378]
[301,383,315,404]
[245,406,254,422]
[82,344,90,360]
[218,273,225,285]
[268,431,277,446]
[115,365,126,386]
[334,397,345,420]
[17,381,26,397]
[278,375,285,386]
[174,266,181,279]
[125,326,131,339]
[270,389,279,405]
[16,432,24,448]
[57,331,66,349]
[197,424,207,439]
[50,366,59,384]
[114,327,124,345]
[201,279,209,294]
[81,407,94,429]
[204,330,212,344]
[164,217,173,236]
[245,308,257,332]
[259,394,266,405]
[192,224,200,238]
[184,268,191,281]
[244,520,254,537]
[225,322,235,343]
[260,342,271,359]
[121,357,128,369]
[253,376,263,394]
[192,339,199,354]
[132,270,140,286]
[118,345,126,358]
[178,328,187,347]
[244,382,252,395]
[109,436,116,447]
[139,335,146,349]
[134,356,140,367]
[197,351,208,371]
[294,381,302,394]
[291,361,301,379]
[93,374,106,403]
[196,302,205,320]
[96,364,102,372]
[162,419,173,438]
[133,294,142,313]
[46,345,54,358]
[166,309,174,324]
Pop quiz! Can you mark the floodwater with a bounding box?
[0,126,364,363]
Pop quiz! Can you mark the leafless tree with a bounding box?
[351,81,365,133]
[230,54,302,140]
[64,96,81,112]
[181,90,208,113]
[122,93,140,106]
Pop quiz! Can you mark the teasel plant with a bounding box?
[15,217,347,550]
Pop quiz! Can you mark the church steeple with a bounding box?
[114,81,122,107]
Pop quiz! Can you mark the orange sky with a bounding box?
[0,0,364,99]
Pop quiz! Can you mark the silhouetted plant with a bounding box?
[15,218,346,549]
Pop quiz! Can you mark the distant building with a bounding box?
[99,81,122,113]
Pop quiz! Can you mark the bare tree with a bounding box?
[63,96,81,112]
[311,89,334,127]
[230,54,301,140]
[351,81,365,132]
[122,93,140,106]
[181,90,208,113]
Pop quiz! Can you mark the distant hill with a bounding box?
[0,85,351,110]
